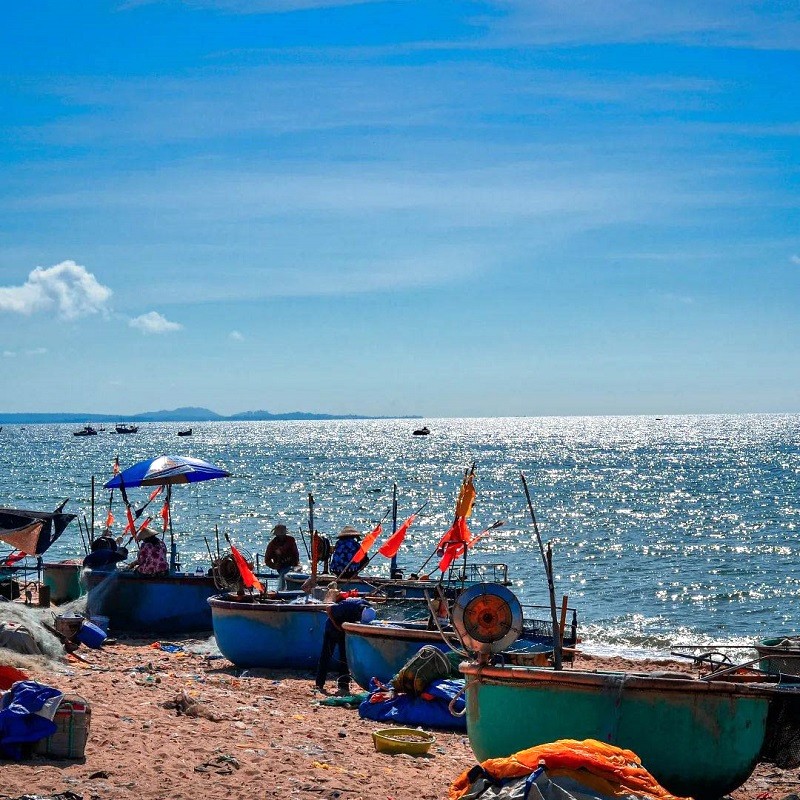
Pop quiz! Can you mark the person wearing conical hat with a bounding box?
[129,526,168,576]
[329,525,365,578]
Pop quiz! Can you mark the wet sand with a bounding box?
[1,640,797,800]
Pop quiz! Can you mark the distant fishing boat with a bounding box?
[412,426,430,436]
[177,428,192,436]
[115,424,139,434]
[73,425,98,437]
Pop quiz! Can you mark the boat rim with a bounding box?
[208,593,335,611]
[459,662,789,697]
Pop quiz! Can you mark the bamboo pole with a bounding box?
[521,472,562,670]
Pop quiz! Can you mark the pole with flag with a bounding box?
[389,483,398,577]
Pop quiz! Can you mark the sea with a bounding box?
[1,414,798,659]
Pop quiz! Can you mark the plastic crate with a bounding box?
[34,695,90,759]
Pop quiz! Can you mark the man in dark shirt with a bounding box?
[315,593,373,694]
[264,524,300,591]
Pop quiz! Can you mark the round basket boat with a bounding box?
[372,728,436,756]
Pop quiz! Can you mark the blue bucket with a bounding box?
[75,620,107,649]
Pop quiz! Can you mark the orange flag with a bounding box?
[354,523,382,563]
[148,486,163,502]
[377,514,416,559]
[123,505,136,535]
[160,500,170,533]
[438,517,471,573]
[230,545,264,593]
[105,510,114,530]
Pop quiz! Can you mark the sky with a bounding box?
[1,0,799,417]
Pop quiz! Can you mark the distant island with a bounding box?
[0,406,421,424]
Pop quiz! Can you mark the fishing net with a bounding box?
[0,602,65,660]
[760,691,800,769]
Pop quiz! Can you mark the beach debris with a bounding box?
[163,689,225,721]
[150,641,184,653]
[4,794,83,800]
[194,753,240,775]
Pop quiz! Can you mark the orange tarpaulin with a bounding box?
[449,739,690,800]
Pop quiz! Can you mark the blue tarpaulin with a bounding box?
[359,678,466,731]
[0,681,63,760]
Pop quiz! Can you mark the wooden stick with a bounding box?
[559,594,568,645]
[521,472,562,670]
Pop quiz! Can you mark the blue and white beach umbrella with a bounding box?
[104,455,230,489]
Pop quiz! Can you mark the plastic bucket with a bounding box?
[75,620,107,649]
[54,614,84,640]
[89,615,110,634]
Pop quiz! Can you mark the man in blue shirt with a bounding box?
[315,593,374,694]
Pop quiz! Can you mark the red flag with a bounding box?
[105,511,115,530]
[160,500,170,533]
[437,517,471,573]
[148,486,164,502]
[123,505,136,535]
[3,551,27,566]
[354,523,382,563]
[377,514,416,558]
[230,545,264,593]
[136,517,152,538]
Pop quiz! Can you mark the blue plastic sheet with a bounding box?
[0,681,62,760]
[359,678,466,731]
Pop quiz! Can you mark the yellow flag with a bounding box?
[455,474,476,519]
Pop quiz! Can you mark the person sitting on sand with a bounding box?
[128,526,169,576]
[315,592,375,695]
[263,524,300,591]
[328,526,366,578]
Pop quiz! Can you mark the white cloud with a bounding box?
[229,330,244,341]
[26,347,48,355]
[791,255,800,265]
[129,311,183,334]
[2,351,16,358]
[0,260,112,320]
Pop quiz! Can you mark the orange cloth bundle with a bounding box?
[449,739,690,800]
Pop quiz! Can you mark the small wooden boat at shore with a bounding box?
[177,428,192,437]
[209,593,333,668]
[283,562,511,599]
[460,662,790,800]
[85,569,218,633]
[343,603,577,689]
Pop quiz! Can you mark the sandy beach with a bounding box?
[2,637,797,800]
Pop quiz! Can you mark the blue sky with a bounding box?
[1,0,799,417]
